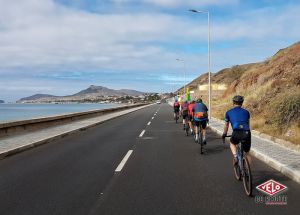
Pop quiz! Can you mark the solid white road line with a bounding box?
[115,150,133,172]
[139,130,146,137]
[147,121,151,125]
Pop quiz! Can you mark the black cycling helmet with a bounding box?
[232,95,244,105]
[196,98,202,103]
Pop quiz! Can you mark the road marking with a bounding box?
[147,121,151,125]
[115,150,133,172]
[139,130,146,137]
[152,117,154,119]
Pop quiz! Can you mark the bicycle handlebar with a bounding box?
[222,135,232,144]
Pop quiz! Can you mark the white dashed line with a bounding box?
[115,150,133,172]
[152,117,154,120]
[147,121,151,126]
[139,130,146,137]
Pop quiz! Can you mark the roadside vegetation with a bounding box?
[188,41,300,145]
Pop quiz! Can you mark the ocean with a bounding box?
[0,103,120,123]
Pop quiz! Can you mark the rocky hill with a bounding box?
[18,85,145,103]
[183,41,300,144]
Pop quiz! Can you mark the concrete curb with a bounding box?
[209,121,300,184]
[0,104,154,159]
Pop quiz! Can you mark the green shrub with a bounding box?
[271,92,300,127]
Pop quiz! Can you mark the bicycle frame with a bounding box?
[224,135,252,196]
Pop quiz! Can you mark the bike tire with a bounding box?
[199,129,203,154]
[185,125,189,136]
[242,157,252,196]
[233,159,241,181]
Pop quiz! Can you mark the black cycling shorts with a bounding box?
[182,113,188,119]
[174,109,179,113]
[230,130,251,152]
[194,120,207,129]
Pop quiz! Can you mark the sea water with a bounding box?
[0,103,120,123]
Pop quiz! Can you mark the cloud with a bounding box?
[112,0,239,7]
[0,0,300,101]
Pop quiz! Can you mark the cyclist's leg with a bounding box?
[182,114,186,127]
[242,131,252,164]
[201,120,207,139]
[230,131,240,164]
[194,120,200,140]
[188,115,193,133]
[200,120,207,144]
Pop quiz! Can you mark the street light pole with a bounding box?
[189,9,211,120]
[176,58,186,100]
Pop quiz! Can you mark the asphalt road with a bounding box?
[0,103,299,215]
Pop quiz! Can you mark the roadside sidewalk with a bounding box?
[209,118,300,184]
[0,104,153,159]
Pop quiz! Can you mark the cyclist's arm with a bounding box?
[223,122,229,135]
[223,112,230,136]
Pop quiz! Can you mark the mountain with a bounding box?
[73,85,143,97]
[0,100,4,104]
[17,86,145,103]
[19,94,57,101]
[183,41,300,144]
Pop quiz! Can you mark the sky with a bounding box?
[0,0,299,102]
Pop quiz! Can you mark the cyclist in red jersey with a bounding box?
[181,100,189,130]
[188,99,196,134]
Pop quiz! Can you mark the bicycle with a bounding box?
[184,122,190,136]
[223,135,252,196]
[194,122,204,154]
[174,111,179,123]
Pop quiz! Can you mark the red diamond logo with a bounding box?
[256,179,288,196]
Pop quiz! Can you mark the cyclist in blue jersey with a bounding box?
[222,95,251,165]
[192,98,208,145]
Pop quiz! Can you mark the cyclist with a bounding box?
[181,100,189,130]
[192,98,208,144]
[222,95,251,166]
[173,99,180,120]
[188,99,196,134]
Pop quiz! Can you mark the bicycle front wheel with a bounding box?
[242,157,252,196]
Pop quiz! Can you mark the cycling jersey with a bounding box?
[188,103,195,116]
[181,102,189,115]
[192,102,208,121]
[174,102,180,112]
[225,106,250,131]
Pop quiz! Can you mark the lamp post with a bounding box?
[189,9,211,120]
[176,58,186,100]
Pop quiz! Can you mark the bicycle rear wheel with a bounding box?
[185,124,189,136]
[233,159,241,180]
[199,128,203,154]
[242,157,252,196]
